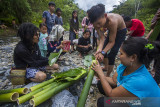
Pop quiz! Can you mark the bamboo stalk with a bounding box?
[30,71,87,106]
[32,82,61,98]
[0,92,19,102]
[30,81,75,107]
[29,78,54,92]
[17,88,43,105]
[0,88,28,95]
[77,60,96,107]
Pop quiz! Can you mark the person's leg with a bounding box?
[97,80,106,95]
[77,47,83,57]
[97,97,104,107]
[40,50,45,57]
[46,64,59,70]
[30,71,47,82]
[44,50,47,57]
[103,58,108,71]
[69,31,76,52]
[26,68,47,82]
[106,29,127,77]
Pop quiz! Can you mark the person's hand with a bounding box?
[96,53,104,62]
[91,60,104,77]
[59,44,64,48]
[45,36,49,40]
[94,49,102,56]
[83,46,88,48]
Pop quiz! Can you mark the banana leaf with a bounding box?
[30,69,88,106]
[51,68,87,81]
[48,49,63,66]
[84,55,95,67]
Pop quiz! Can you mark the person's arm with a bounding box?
[126,30,134,36]
[104,72,118,88]
[81,17,86,28]
[77,45,85,48]
[87,23,93,29]
[92,61,137,97]
[96,29,105,53]
[146,29,153,39]
[127,21,139,36]
[102,22,117,53]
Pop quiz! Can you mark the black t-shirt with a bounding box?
[78,37,90,46]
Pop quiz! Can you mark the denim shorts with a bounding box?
[103,28,127,65]
[26,66,46,79]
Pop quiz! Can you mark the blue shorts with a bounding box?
[26,66,46,79]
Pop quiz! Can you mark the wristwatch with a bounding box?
[101,51,106,56]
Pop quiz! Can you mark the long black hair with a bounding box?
[71,10,78,22]
[17,23,39,51]
[122,37,160,68]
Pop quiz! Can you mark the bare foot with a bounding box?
[46,64,59,70]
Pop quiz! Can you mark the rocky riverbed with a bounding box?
[0,32,122,107]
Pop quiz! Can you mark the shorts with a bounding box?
[103,28,127,65]
[26,66,46,79]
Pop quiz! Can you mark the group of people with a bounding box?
[88,4,160,107]
[13,1,160,106]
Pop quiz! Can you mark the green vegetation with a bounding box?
[0,0,86,30]
[112,0,160,33]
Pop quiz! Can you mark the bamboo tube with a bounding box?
[30,81,75,107]
[17,88,43,105]
[0,88,28,95]
[77,68,95,107]
[32,82,61,98]
[29,78,54,92]
[0,92,19,102]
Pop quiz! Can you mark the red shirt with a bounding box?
[129,19,145,37]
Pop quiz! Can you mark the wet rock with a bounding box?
[0,70,5,76]
[24,82,39,89]
[51,90,77,107]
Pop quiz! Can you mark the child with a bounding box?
[47,25,64,56]
[38,23,48,57]
[92,37,160,107]
[77,29,92,57]
[55,8,63,26]
[69,10,79,52]
[55,8,63,41]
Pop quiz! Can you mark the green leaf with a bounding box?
[51,68,87,81]
[48,49,63,66]
[84,55,95,67]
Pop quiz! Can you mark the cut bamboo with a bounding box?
[30,81,75,107]
[32,82,61,98]
[17,88,43,105]
[29,78,54,92]
[77,60,96,107]
[0,92,19,102]
[0,88,28,95]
